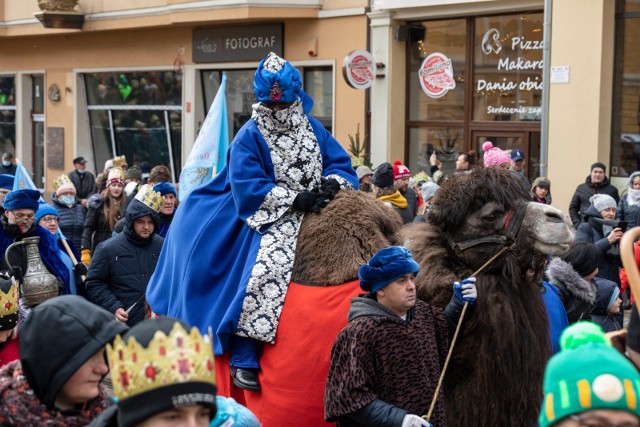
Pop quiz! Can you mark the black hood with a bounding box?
[124,199,159,239]
[591,277,619,315]
[18,295,129,409]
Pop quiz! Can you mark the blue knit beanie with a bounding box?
[3,189,41,211]
[358,246,420,293]
[210,396,261,427]
[35,203,59,223]
[153,182,176,197]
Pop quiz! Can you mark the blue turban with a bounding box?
[0,174,14,190]
[153,182,176,197]
[358,246,420,293]
[3,189,41,211]
[35,203,59,224]
[253,52,313,113]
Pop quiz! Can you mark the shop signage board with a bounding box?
[193,24,284,63]
[342,50,376,90]
[418,52,456,98]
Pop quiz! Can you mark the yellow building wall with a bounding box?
[548,0,615,214]
[0,14,368,192]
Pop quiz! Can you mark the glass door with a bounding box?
[32,75,45,188]
[472,130,541,179]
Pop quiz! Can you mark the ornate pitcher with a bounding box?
[5,237,59,306]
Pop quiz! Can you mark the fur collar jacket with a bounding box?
[546,257,596,323]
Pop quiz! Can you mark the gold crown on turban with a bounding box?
[53,174,73,191]
[0,276,19,318]
[412,171,430,184]
[112,155,128,168]
[106,323,216,400]
[134,184,165,213]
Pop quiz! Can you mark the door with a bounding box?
[472,130,541,179]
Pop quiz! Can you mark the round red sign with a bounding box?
[342,50,376,90]
[418,52,456,99]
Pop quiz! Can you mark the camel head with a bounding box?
[291,190,403,286]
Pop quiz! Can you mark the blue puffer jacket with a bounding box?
[85,199,163,326]
[51,193,86,250]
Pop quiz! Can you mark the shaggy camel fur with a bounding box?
[402,168,573,427]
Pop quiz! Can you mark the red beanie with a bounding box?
[393,160,410,180]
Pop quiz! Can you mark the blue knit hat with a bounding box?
[253,52,313,113]
[3,189,41,211]
[210,396,260,427]
[35,203,59,224]
[358,246,420,293]
[0,174,14,190]
[153,182,176,197]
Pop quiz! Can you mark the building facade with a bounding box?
[0,0,368,190]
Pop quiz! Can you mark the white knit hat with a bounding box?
[589,194,617,212]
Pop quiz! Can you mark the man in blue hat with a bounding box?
[509,148,530,190]
[0,189,69,303]
[325,246,477,427]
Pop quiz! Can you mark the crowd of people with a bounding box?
[0,51,638,427]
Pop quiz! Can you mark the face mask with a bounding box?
[2,161,10,167]
[76,169,86,174]
[61,196,75,205]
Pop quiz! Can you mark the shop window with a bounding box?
[405,12,542,177]
[32,75,45,188]
[202,65,334,138]
[473,14,543,122]
[0,77,16,156]
[408,19,466,122]
[84,71,182,180]
[611,2,640,178]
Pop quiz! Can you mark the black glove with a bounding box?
[10,266,23,284]
[292,190,329,213]
[73,263,88,276]
[319,178,341,200]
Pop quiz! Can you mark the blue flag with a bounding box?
[13,162,45,203]
[179,74,230,202]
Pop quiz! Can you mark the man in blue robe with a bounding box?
[146,52,358,391]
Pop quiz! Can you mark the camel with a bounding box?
[216,190,404,427]
[402,168,574,426]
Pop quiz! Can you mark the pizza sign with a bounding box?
[342,50,377,90]
[418,52,456,98]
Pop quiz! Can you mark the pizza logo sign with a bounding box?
[419,52,456,99]
[343,50,377,90]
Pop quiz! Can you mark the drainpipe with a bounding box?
[540,0,553,178]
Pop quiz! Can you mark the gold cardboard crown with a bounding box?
[412,171,430,184]
[106,323,216,400]
[107,167,125,182]
[112,155,128,168]
[0,276,19,318]
[53,174,73,191]
[134,184,165,213]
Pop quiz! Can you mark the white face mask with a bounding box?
[2,161,10,167]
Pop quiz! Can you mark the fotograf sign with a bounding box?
[193,24,283,63]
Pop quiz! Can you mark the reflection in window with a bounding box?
[408,126,464,174]
[612,4,640,177]
[408,19,466,122]
[0,77,16,156]
[304,67,333,132]
[84,72,182,180]
[473,14,543,121]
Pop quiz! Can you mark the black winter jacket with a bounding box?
[68,169,97,201]
[85,200,163,326]
[81,194,123,252]
[569,176,619,228]
[51,193,86,250]
[575,205,622,285]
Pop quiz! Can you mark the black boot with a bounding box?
[231,367,261,391]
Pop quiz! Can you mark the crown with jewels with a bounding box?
[112,155,128,168]
[0,275,19,319]
[53,174,73,191]
[106,322,216,400]
[134,184,165,213]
